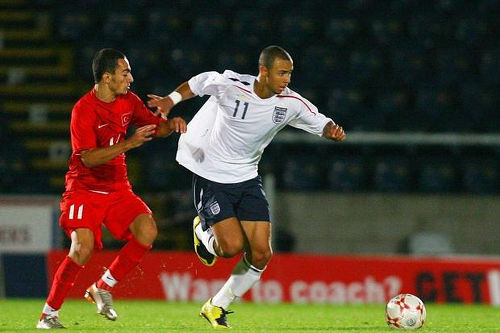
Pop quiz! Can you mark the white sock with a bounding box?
[100,270,118,288]
[207,236,216,256]
[42,303,58,317]
[196,223,217,256]
[212,257,264,310]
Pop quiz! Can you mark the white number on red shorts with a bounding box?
[69,204,84,219]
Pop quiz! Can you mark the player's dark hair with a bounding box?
[92,48,126,84]
[258,45,292,69]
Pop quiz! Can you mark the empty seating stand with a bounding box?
[0,0,498,194]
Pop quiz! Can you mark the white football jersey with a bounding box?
[176,70,333,183]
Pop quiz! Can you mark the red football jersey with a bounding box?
[64,89,161,192]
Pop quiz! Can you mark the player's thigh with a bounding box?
[211,216,245,247]
[241,221,272,252]
[69,228,95,264]
[104,190,152,242]
[241,221,272,268]
[59,191,106,250]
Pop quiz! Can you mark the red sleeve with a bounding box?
[130,92,162,127]
[70,99,97,153]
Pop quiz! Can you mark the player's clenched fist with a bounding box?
[322,121,346,141]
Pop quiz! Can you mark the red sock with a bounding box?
[46,256,84,310]
[96,237,151,290]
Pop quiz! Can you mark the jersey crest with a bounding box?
[272,106,287,124]
[121,112,132,127]
[209,201,221,215]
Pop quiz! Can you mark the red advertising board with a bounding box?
[47,250,500,305]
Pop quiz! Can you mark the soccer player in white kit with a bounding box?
[148,45,346,329]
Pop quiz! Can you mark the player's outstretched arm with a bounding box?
[147,81,196,118]
[156,117,187,137]
[81,124,157,167]
[322,121,346,142]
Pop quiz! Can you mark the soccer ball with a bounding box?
[386,293,426,330]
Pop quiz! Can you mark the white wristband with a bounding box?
[168,91,182,105]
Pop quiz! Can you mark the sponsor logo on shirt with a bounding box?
[121,113,132,127]
[273,106,287,124]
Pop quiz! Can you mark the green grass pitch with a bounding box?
[0,299,498,332]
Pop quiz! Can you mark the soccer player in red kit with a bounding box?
[36,48,187,329]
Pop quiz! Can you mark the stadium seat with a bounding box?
[300,45,348,87]
[373,156,413,192]
[435,48,476,87]
[0,140,28,192]
[216,45,253,74]
[416,157,459,193]
[327,156,366,192]
[279,14,320,48]
[344,0,378,13]
[165,44,211,79]
[348,48,386,86]
[124,42,163,82]
[370,19,405,46]
[325,17,362,47]
[462,157,499,194]
[433,0,472,15]
[407,15,454,49]
[479,49,500,85]
[390,46,433,86]
[455,18,491,48]
[414,88,457,131]
[143,151,171,190]
[478,0,500,15]
[254,0,286,8]
[281,152,324,191]
[387,0,433,16]
[373,90,411,131]
[102,12,139,42]
[232,10,273,47]
[191,15,228,46]
[459,83,498,132]
[326,88,367,131]
[0,139,54,193]
[143,143,191,191]
[145,10,188,44]
[56,12,95,42]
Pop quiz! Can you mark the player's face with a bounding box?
[266,58,293,94]
[109,58,134,95]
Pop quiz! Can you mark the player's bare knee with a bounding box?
[131,215,158,245]
[137,222,158,245]
[70,244,93,265]
[217,239,244,258]
[251,248,273,268]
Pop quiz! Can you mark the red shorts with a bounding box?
[59,189,152,250]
